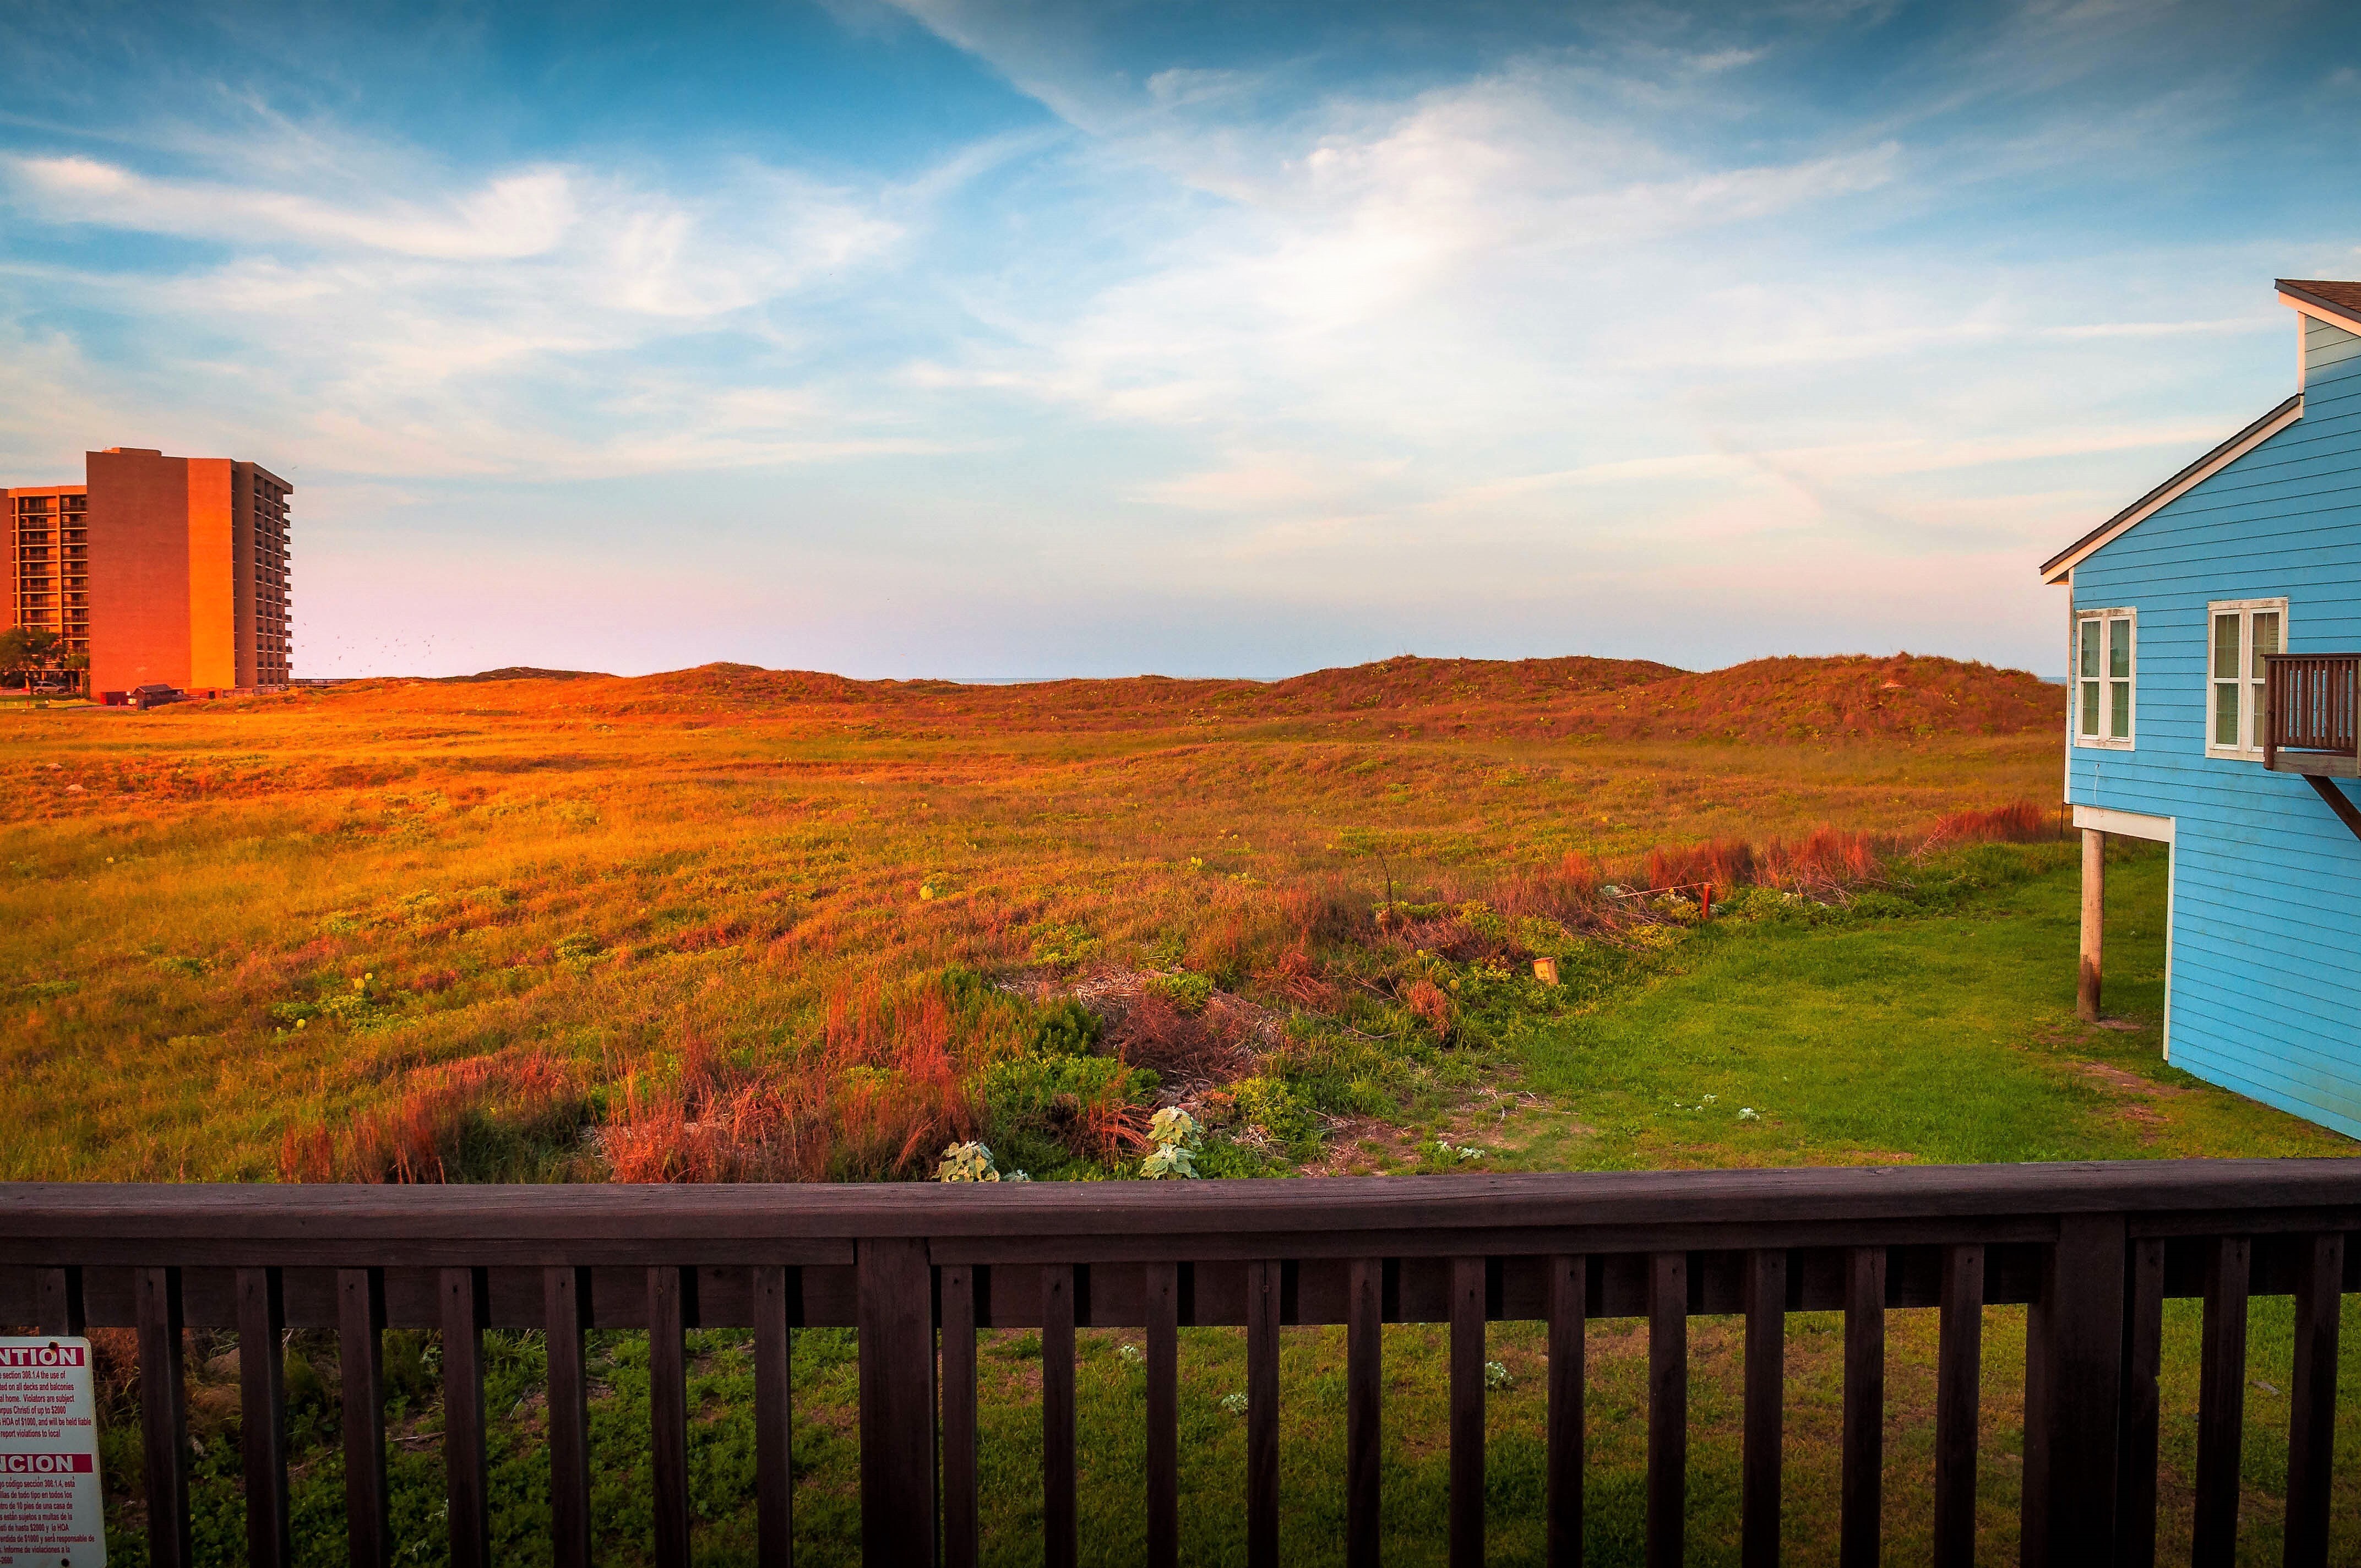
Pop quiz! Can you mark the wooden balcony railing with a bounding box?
[3,1162,2358,1567]
[2265,652,2361,776]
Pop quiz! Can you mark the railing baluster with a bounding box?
[2284,1233,2343,1568]
[1043,1263,1077,1568]
[1449,1255,1486,1568]
[545,1267,594,1568]
[2116,1238,2165,1568]
[1547,1254,1585,1568]
[1146,1261,1181,1568]
[236,1266,293,1568]
[1247,1258,1280,1568]
[1346,1257,1382,1568]
[855,1237,934,1568]
[440,1266,492,1568]
[35,1265,82,1335]
[1840,1246,1885,1568]
[338,1267,390,1568]
[754,1265,797,1568]
[1933,1243,1983,1568]
[649,1265,693,1568]
[939,1264,978,1568]
[1646,1251,1686,1568]
[2193,1237,2250,1567]
[135,1265,192,1568]
[1742,1249,1784,1568]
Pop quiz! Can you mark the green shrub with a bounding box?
[1232,1076,1317,1152]
[1029,922,1101,967]
[1846,891,1917,919]
[977,1053,1152,1128]
[1144,972,1213,1015]
[1029,998,1103,1058]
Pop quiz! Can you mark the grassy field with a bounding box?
[1,653,2063,1184]
[4,654,2353,1564]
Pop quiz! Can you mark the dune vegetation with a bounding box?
[1,651,2069,1185]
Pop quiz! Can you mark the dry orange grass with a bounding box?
[0,653,2061,1180]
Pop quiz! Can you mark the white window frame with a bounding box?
[2074,607,2137,749]
[2204,597,2289,761]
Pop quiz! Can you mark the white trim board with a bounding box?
[2071,804,2177,1059]
[2281,288,2361,341]
[2074,804,2174,843]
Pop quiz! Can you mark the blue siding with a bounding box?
[2069,312,2361,1141]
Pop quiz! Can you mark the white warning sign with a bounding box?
[0,1337,105,1565]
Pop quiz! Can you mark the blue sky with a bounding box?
[2,0,2358,678]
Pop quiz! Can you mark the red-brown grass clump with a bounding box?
[279,1049,587,1183]
[1928,800,2052,845]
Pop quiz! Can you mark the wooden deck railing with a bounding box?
[3,1161,2357,1567]
[2264,652,2360,772]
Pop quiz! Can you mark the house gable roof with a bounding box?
[2279,278,2361,335]
[2037,392,2304,584]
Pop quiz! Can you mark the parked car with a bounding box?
[128,683,186,710]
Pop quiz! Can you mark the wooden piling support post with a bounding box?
[2078,828,2104,1022]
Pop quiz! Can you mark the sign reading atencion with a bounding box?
[0,1338,106,1566]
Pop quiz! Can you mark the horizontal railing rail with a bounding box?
[2265,651,2360,767]
[3,1159,2357,1568]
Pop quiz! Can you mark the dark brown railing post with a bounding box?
[1247,1258,1281,1568]
[2193,1237,2251,1566]
[1840,1248,1885,1568]
[1346,1257,1382,1568]
[1449,1255,1487,1568]
[940,1263,978,1568]
[441,1266,493,1568]
[1933,1244,1983,1568]
[1144,1261,1181,1568]
[338,1267,390,1568]
[2283,1234,2343,1568]
[1042,1263,1078,1568]
[545,1267,595,1568]
[1741,1249,1785,1568]
[2022,1213,2125,1568]
[1646,1251,1687,1568]
[1546,1254,1586,1568]
[649,1265,694,1568]
[236,1266,293,1568]
[754,1266,798,1568]
[856,1236,935,1568]
[136,1265,192,1568]
[2116,1239,2165,1568]
[34,1265,81,1336]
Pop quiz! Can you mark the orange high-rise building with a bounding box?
[5,447,291,695]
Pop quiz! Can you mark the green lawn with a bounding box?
[1482,837,2345,1172]
[90,844,2360,1566]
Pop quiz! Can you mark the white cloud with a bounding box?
[9,154,579,259]
[0,132,923,478]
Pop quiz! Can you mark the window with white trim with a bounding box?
[2075,609,2135,747]
[2205,597,2287,759]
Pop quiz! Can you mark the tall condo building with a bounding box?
[4,447,292,695]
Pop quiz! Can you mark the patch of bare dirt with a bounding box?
[1064,969,1275,1097]
[2077,1061,2188,1097]
[1302,1115,1422,1175]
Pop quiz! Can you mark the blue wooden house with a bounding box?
[2039,279,2361,1140]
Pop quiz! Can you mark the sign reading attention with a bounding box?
[0,1338,106,1566]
